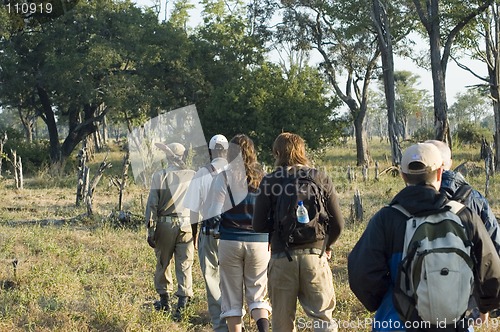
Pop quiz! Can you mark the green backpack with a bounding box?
[391,201,474,324]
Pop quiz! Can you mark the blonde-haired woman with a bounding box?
[207,134,271,332]
[253,132,344,332]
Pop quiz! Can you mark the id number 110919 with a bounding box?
[6,2,53,15]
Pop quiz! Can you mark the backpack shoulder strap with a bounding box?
[204,163,218,178]
[390,204,412,218]
[221,170,235,208]
[445,200,466,215]
[450,184,473,204]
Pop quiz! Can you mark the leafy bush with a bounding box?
[454,122,493,144]
[0,126,24,142]
[4,139,51,175]
[412,126,434,142]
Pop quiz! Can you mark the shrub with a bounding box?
[412,126,434,142]
[454,122,493,145]
[4,139,51,175]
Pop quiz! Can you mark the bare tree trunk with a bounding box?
[428,11,450,142]
[86,156,112,216]
[494,96,500,171]
[76,146,89,207]
[431,70,450,142]
[485,144,493,197]
[354,115,370,166]
[118,152,130,211]
[37,85,61,162]
[490,3,500,172]
[412,0,491,144]
[372,0,402,166]
[313,17,378,167]
[12,150,18,189]
[93,130,102,153]
[102,115,108,146]
[85,134,96,161]
[17,107,35,143]
[351,189,363,222]
[10,150,23,189]
[403,117,409,140]
[18,156,23,190]
[0,132,6,178]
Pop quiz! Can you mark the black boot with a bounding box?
[154,293,170,312]
[173,296,190,321]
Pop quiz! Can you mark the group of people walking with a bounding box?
[145,132,344,331]
[144,131,500,332]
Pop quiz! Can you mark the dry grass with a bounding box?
[0,138,499,331]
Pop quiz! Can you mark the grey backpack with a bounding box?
[392,201,474,324]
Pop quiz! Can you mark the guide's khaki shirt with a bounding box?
[145,165,195,228]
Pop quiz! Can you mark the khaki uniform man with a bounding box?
[184,134,229,332]
[145,142,195,320]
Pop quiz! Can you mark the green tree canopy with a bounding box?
[0,0,204,163]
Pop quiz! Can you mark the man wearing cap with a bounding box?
[183,134,229,332]
[425,140,500,254]
[145,142,196,320]
[425,139,500,322]
[347,143,500,331]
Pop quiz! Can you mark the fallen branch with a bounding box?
[378,165,399,177]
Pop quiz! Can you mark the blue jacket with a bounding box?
[441,170,500,255]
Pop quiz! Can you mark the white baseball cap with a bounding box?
[209,134,229,150]
[401,143,444,174]
[425,140,452,170]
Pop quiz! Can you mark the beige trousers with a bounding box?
[154,217,194,297]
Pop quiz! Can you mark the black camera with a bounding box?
[201,215,221,239]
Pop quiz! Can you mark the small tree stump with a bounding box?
[76,147,89,206]
[347,165,353,183]
[486,154,491,198]
[10,150,23,189]
[350,189,363,222]
[362,165,368,182]
[481,138,495,174]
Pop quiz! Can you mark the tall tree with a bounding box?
[372,0,401,165]
[192,0,345,157]
[449,89,490,126]
[0,1,202,163]
[193,0,268,132]
[394,70,430,138]
[372,0,418,165]
[453,1,500,170]
[274,1,382,166]
[410,0,492,142]
[169,0,196,31]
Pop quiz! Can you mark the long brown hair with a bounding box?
[272,132,311,167]
[228,134,263,189]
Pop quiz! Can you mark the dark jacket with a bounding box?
[441,170,500,255]
[252,166,344,254]
[348,184,500,332]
